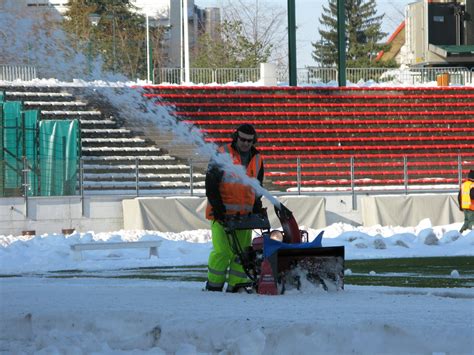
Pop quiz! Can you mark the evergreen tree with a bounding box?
[312,0,394,68]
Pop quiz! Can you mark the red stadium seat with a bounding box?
[141,85,474,190]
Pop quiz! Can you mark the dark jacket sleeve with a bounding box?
[205,160,225,213]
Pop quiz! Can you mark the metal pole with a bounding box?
[23,157,29,218]
[146,15,151,83]
[80,158,84,217]
[183,0,190,83]
[88,40,93,75]
[135,157,139,197]
[458,154,462,186]
[296,157,301,195]
[112,12,116,73]
[403,156,408,195]
[189,159,194,196]
[180,0,184,83]
[287,0,297,86]
[146,15,153,84]
[337,0,346,87]
[350,156,355,210]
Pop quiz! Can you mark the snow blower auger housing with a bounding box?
[223,204,345,295]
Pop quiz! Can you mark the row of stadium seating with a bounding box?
[158,101,474,110]
[142,85,474,191]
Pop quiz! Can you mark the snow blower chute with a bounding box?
[224,204,345,295]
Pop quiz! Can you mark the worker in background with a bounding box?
[458,170,474,233]
[204,123,264,292]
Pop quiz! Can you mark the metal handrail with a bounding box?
[154,66,473,85]
[1,155,467,199]
[0,65,37,81]
[1,65,472,85]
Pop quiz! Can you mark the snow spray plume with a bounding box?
[0,9,111,82]
[0,8,281,208]
[95,85,281,208]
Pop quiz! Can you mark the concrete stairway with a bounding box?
[1,85,206,194]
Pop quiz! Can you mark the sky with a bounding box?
[195,0,412,68]
[1,221,473,353]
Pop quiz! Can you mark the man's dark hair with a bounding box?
[468,170,474,180]
[232,124,257,144]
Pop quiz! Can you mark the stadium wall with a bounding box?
[0,196,124,236]
[0,194,464,236]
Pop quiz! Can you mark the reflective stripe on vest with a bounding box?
[461,180,474,210]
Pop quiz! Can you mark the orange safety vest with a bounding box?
[460,180,474,210]
[206,144,263,220]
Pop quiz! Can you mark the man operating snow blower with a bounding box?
[203,124,344,295]
[204,124,265,293]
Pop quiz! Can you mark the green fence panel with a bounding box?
[0,102,3,196]
[0,91,4,102]
[39,119,79,196]
[2,101,23,192]
[23,110,39,196]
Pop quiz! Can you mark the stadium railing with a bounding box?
[1,65,472,86]
[153,67,473,85]
[0,65,37,82]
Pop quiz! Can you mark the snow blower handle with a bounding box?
[274,203,292,220]
[224,213,271,231]
[274,203,302,244]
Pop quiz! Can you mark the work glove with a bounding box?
[253,206,268,217]
[252,199,267,216]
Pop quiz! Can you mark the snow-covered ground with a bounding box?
[1,221,473,354]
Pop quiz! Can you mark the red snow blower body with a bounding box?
[224,204,345,295]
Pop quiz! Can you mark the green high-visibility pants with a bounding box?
[207,220,252,290]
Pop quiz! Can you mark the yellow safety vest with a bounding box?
[460,180,474,210]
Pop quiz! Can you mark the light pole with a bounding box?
[183,0,190,84]
[88,12,117,74]
[111,10,116,73]
[146,15,152,83]
[88,13,100,75]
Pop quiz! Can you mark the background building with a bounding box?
[405,0,474,67]
[132,0,221,67]
[0,0,67,15]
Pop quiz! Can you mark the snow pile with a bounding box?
[1,221,473,274]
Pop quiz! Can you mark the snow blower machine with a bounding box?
[224,203,345,295]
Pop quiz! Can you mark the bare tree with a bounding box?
[221,0,287,67]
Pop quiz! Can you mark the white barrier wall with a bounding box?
[122,195,327,232]
[0,196,124,236]
[361,194,463,227]
[0,193,464,236]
